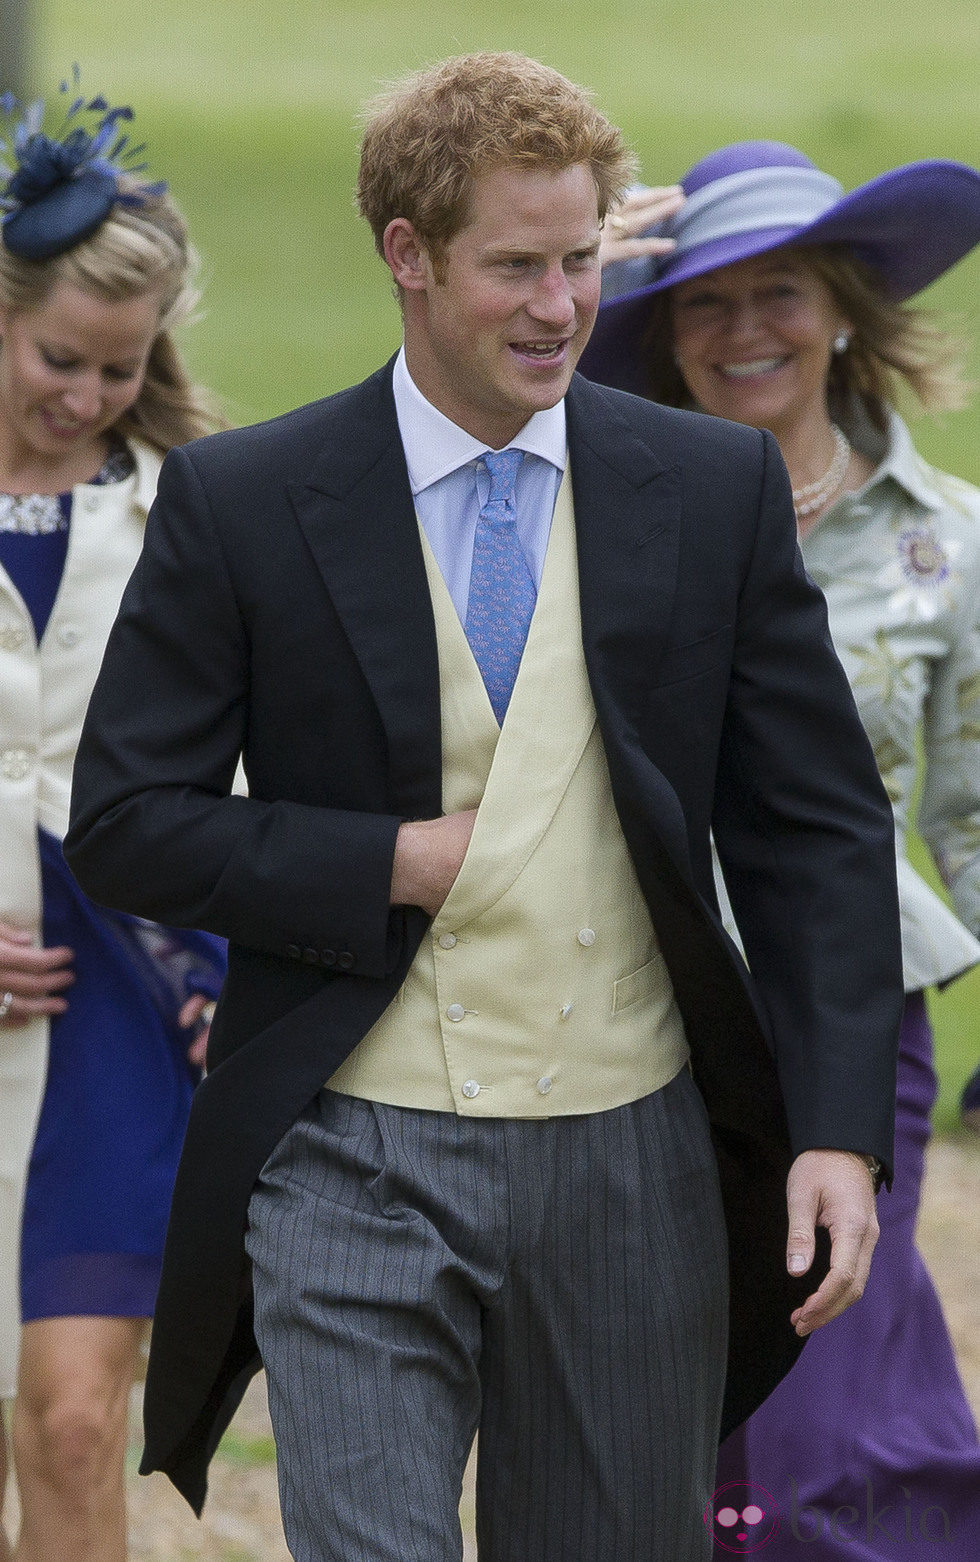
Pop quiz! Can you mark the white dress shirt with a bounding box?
[391,346,567,624]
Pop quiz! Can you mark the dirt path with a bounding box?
[65,1132,980,1559]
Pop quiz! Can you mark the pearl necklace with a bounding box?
[792,425,851,521]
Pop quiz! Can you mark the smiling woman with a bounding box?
[584,139,980,1561]
[0,76,225,1562]
[0,284,163,487]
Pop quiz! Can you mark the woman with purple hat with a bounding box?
[0,75,225,1561]
[585,142,980,1556]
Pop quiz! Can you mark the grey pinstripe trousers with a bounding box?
[246,1067,728,1561]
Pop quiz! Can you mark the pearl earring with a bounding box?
[833,332,850,354]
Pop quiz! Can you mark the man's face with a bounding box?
[394,162,602,448]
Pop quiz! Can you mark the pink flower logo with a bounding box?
[706,1481,780,1553]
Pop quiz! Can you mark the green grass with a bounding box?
[214,1432,278,1466]
[39,1,980,1126]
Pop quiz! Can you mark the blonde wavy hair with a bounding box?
[0,182,222,452]
[642,243,971,435]
[357,51,635,280]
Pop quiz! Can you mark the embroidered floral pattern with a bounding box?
[876,525,962,622]
[803,413,980,980]
[0,492,65,534]
[0,447,134,533]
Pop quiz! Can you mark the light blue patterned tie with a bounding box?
[464,448,536,723]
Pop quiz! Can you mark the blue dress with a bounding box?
[0,465,226,1322]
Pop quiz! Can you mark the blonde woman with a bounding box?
[0,78,224,1561]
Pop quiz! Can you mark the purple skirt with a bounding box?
[712,994,980,1558]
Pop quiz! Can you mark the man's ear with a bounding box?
[384,219,430,292]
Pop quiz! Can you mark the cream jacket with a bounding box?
[0,440,160,1394]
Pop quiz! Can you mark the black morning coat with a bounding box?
[65,363,903,1513]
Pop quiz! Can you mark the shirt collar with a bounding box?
[858,411,944,514]
[392,345,567,496]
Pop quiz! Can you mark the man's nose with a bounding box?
[527,266,576,327]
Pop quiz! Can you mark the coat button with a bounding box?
[320,949,337,967]
[337,951,354,970]
[536,1077,553,1095]
[446,1003,465,1022]
[577,927,596,946]
[302,947,320,964]
[1,748,31,780]
[461,1080,480,1099]
[438,933,457,949]
[56,625,80,648]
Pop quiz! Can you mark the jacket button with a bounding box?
[286,944,301,960]
[302,947,320,964]
[337,951,354,971]
[320,949,337,967]
[1,748,31,780]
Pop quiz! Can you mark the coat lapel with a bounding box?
[565,375,694,883]
[566,373,682,686]
[288,364,443,820]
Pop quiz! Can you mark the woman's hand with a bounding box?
[0,918,74,1026]
[599,185,684,268]
[179,993,215,1069]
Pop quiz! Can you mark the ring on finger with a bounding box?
[0,991,13,1019]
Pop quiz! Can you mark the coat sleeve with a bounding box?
[712,430,903,1167]
[65,445,403,981]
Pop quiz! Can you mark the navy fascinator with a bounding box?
[0,66,166,261]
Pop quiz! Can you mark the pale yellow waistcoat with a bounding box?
[328,469,689,1117]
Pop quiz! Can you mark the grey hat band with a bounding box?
[666,166,846,255]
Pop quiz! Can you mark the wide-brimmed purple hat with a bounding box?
[580,140,980,395]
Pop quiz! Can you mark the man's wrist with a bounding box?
[859,1153,884,1193]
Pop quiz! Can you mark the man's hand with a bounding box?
[390,810,478,916]
[0,918,74,1026]
[785,1148,880,1337]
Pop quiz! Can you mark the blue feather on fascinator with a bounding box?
[0,65,166,260]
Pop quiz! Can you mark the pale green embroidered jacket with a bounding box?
[719,413,980,992]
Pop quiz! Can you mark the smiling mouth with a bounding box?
[42,410,89,436]
[718,356,788,380]
[511,340,568,361]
